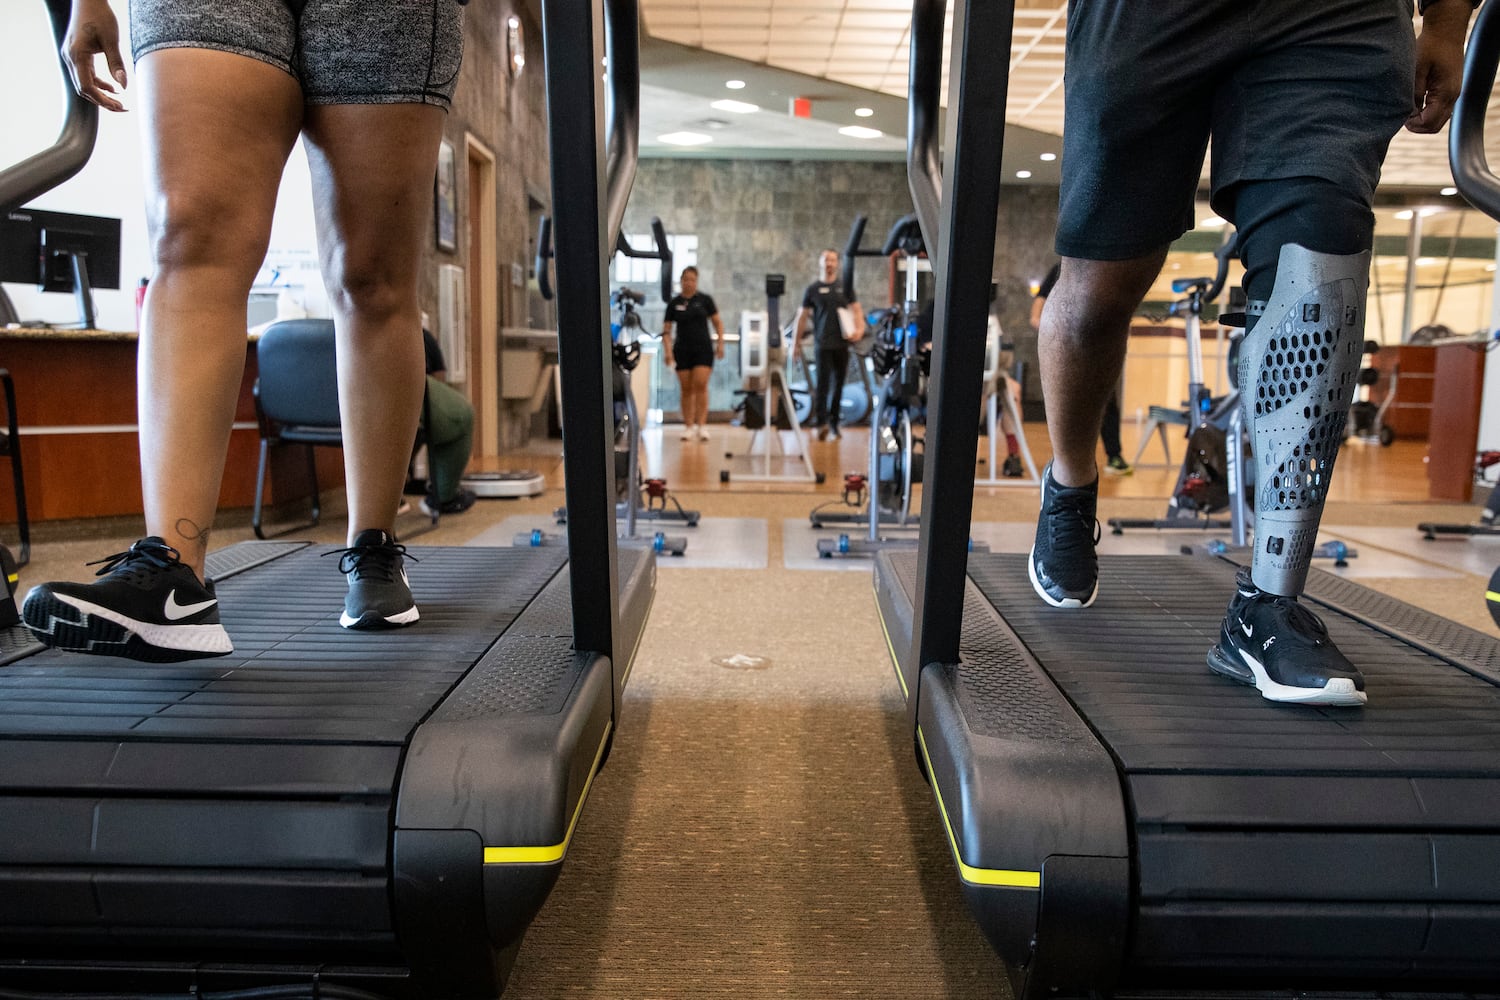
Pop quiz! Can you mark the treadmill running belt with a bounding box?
[0,544,567,741]
[964,554,1500,775]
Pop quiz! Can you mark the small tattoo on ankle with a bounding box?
[175,519,210,545]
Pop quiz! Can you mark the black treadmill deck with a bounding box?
[877,551,1500,996]
[0,541,653,998]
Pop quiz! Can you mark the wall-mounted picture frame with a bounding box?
[435,138,458,253]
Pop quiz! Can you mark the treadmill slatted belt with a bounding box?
[0,545,567,743]
[964,554,1500,776]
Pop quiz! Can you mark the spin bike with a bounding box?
[524,219,692,555]
[812,214,953,558]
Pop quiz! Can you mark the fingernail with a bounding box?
[114,69,127,86]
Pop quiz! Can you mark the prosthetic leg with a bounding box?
[1207,244,1368,706]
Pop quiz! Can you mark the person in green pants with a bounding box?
[421,329,477,516]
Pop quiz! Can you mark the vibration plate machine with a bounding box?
[878,2,1500,998]
[0,1,653,997]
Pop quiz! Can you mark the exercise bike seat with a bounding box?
[1170,276,1214,294]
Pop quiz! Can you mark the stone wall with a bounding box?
[622,158,1060,406]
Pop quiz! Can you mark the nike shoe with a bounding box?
[1207,567,1367,707]
[1028,463,1100,608]
[21,536,233,662]
[336,529,419,630]
[1105,455,1133,476]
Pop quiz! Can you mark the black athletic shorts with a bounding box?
[130,0,465,110]
[1056,0,1416,260]
[673,344,715,371]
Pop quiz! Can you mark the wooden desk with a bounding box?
[0,327,342,522]
[1426,340,1488,502]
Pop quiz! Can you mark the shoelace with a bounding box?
[327,540,415,582]
[1045,491,1102,558]
[87,539,182,581]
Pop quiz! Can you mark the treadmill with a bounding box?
[874,2,1500,997]
[0,2,652,997]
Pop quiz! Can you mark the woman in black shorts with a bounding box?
[660,266,725,442]
[23,0,464,661]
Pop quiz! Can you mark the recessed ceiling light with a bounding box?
[1441,186,1458,196]
[1016,170,1032,179]
[1039,152,1057,162]
[725,79,746,90]
[839,125,883,139]
[657,131,713,146]
[710,99,760,114]
[854,107,875,118]
[1394,209,1415,220]
[1199,215,1226,228]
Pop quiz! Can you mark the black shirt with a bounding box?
[801,280,857,350]
[422,329,446,375]
[665,293,718,352]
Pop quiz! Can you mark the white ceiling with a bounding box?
[639,0,1500,191]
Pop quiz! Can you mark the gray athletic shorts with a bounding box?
[1056,0,1416,260]
[129,0,465,110]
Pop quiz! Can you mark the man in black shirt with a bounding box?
[1029,0,1473,708]
[792,249,866,440]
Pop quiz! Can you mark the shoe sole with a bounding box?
[340,605,420,630]
[1027,545,1097,609]
[22,589,233,662]
[1207,642,1367,707]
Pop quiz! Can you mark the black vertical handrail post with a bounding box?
[912,0,1014,681]
[907,0,945,253]
[0,0,98,213]
[1451,0,1500,219]
[603,0,641,246]
[541,0,619,664]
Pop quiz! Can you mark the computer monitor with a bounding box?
[0,208,122,328]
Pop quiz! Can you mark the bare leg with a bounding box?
[301,104,445,545]
[1039,253,1166,486]
[691,366,712,429]
[675,368,695,435]
[137,51,303,580]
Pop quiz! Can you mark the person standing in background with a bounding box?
[791,249,865,441]
[661,266,724,442]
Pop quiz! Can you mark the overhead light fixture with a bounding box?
[1016,170,1032,179]
[839,125,883,139]
[1394,209,1415,220]
[854,107,875,118]
[710,99,760,114]
[657,131,713,146]
[1200,215,1226,228]
[1441,186,1459,196]
[1039,152,1057,162]
[725,79,746,90]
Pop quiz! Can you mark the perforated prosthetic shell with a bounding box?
[1239,244,1368,598]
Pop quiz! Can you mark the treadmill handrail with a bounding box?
[613,217,673,304]
[1451,0,1500,221]
[907,0,945,258]
[603,0,640,251]
[0,0,99,214]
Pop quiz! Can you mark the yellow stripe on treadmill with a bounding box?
[874,578,910,699]
[484,718,613,865]
[1487,590,1500,603]
[918,726,1041,890]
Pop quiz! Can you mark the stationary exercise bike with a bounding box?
[811,214,930,557]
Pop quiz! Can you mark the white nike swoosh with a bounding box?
[164,590,218,621]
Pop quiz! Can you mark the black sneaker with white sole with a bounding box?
[1207,567,1367,707]
[335,529,419,630]
[1028,463,1101,608]
[21,536,233,662]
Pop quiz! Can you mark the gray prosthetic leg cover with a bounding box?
[1239,244,1369,597]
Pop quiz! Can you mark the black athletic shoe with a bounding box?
[1002,454,1024,478]
[1207,567,1366,707]
[21,537,233,662]
[1028,463,1100,608]
[420,488,477,517]
[335,529,419,630]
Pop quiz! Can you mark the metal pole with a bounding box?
[913,0,1014,676]
[541,0,619,662]
[1401,210,1423,342]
